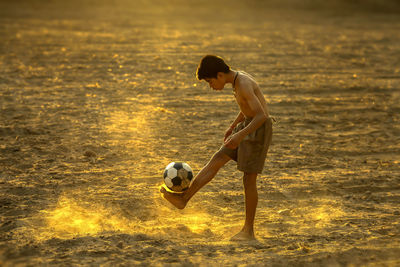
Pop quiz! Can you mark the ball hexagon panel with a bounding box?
[166,162,175,170]
[182,163,192,172]
[180,177,190,188]
[177,168,187,179]
[164,177,173,188]
[167,167,177,179]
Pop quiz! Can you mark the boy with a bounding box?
[160,55,273,241]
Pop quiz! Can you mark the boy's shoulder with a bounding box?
[236,71,258,89]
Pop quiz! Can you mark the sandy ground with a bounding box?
[1,0,400,266]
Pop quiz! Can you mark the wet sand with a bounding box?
[1,0,400,265]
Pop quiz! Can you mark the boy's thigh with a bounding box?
[218,145,238,161]
[218,118,273,173]
[238,120,273,174]
[218,141,266,174]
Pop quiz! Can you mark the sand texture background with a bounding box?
[1,0,400,265]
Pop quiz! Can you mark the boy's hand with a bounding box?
[224,133,242,149]
[224,127,234,142]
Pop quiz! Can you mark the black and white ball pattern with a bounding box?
[163,162,193,192]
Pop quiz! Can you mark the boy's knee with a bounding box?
[212,150,227,161]
[209,150,230,167]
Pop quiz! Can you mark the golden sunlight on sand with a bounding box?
[33,194,215,241]
[37,196,135,240]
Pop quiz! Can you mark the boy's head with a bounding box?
[196,55,231,90]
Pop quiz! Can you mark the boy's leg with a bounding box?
[231,172,258,241]
[160,150,231,209]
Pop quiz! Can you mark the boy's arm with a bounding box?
[224,111,244,142]
[229,111,245,129]
[224,84,267,149]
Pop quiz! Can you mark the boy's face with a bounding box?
[204,72,225,91]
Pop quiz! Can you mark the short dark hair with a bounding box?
[196,55,230,80]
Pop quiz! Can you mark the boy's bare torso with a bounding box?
[233,71,270,119]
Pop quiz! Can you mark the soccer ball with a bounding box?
[163,162,193,192]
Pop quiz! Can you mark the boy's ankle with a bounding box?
[241,226,254,235]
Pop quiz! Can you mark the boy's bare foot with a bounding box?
[159,186,187,210]
[230,230,256,241]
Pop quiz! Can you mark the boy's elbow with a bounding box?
[259,112,268,122]
[254,113,267,125]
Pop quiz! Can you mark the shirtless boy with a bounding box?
[160,55,273,241]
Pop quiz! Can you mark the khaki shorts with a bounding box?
[219,117,273,174]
